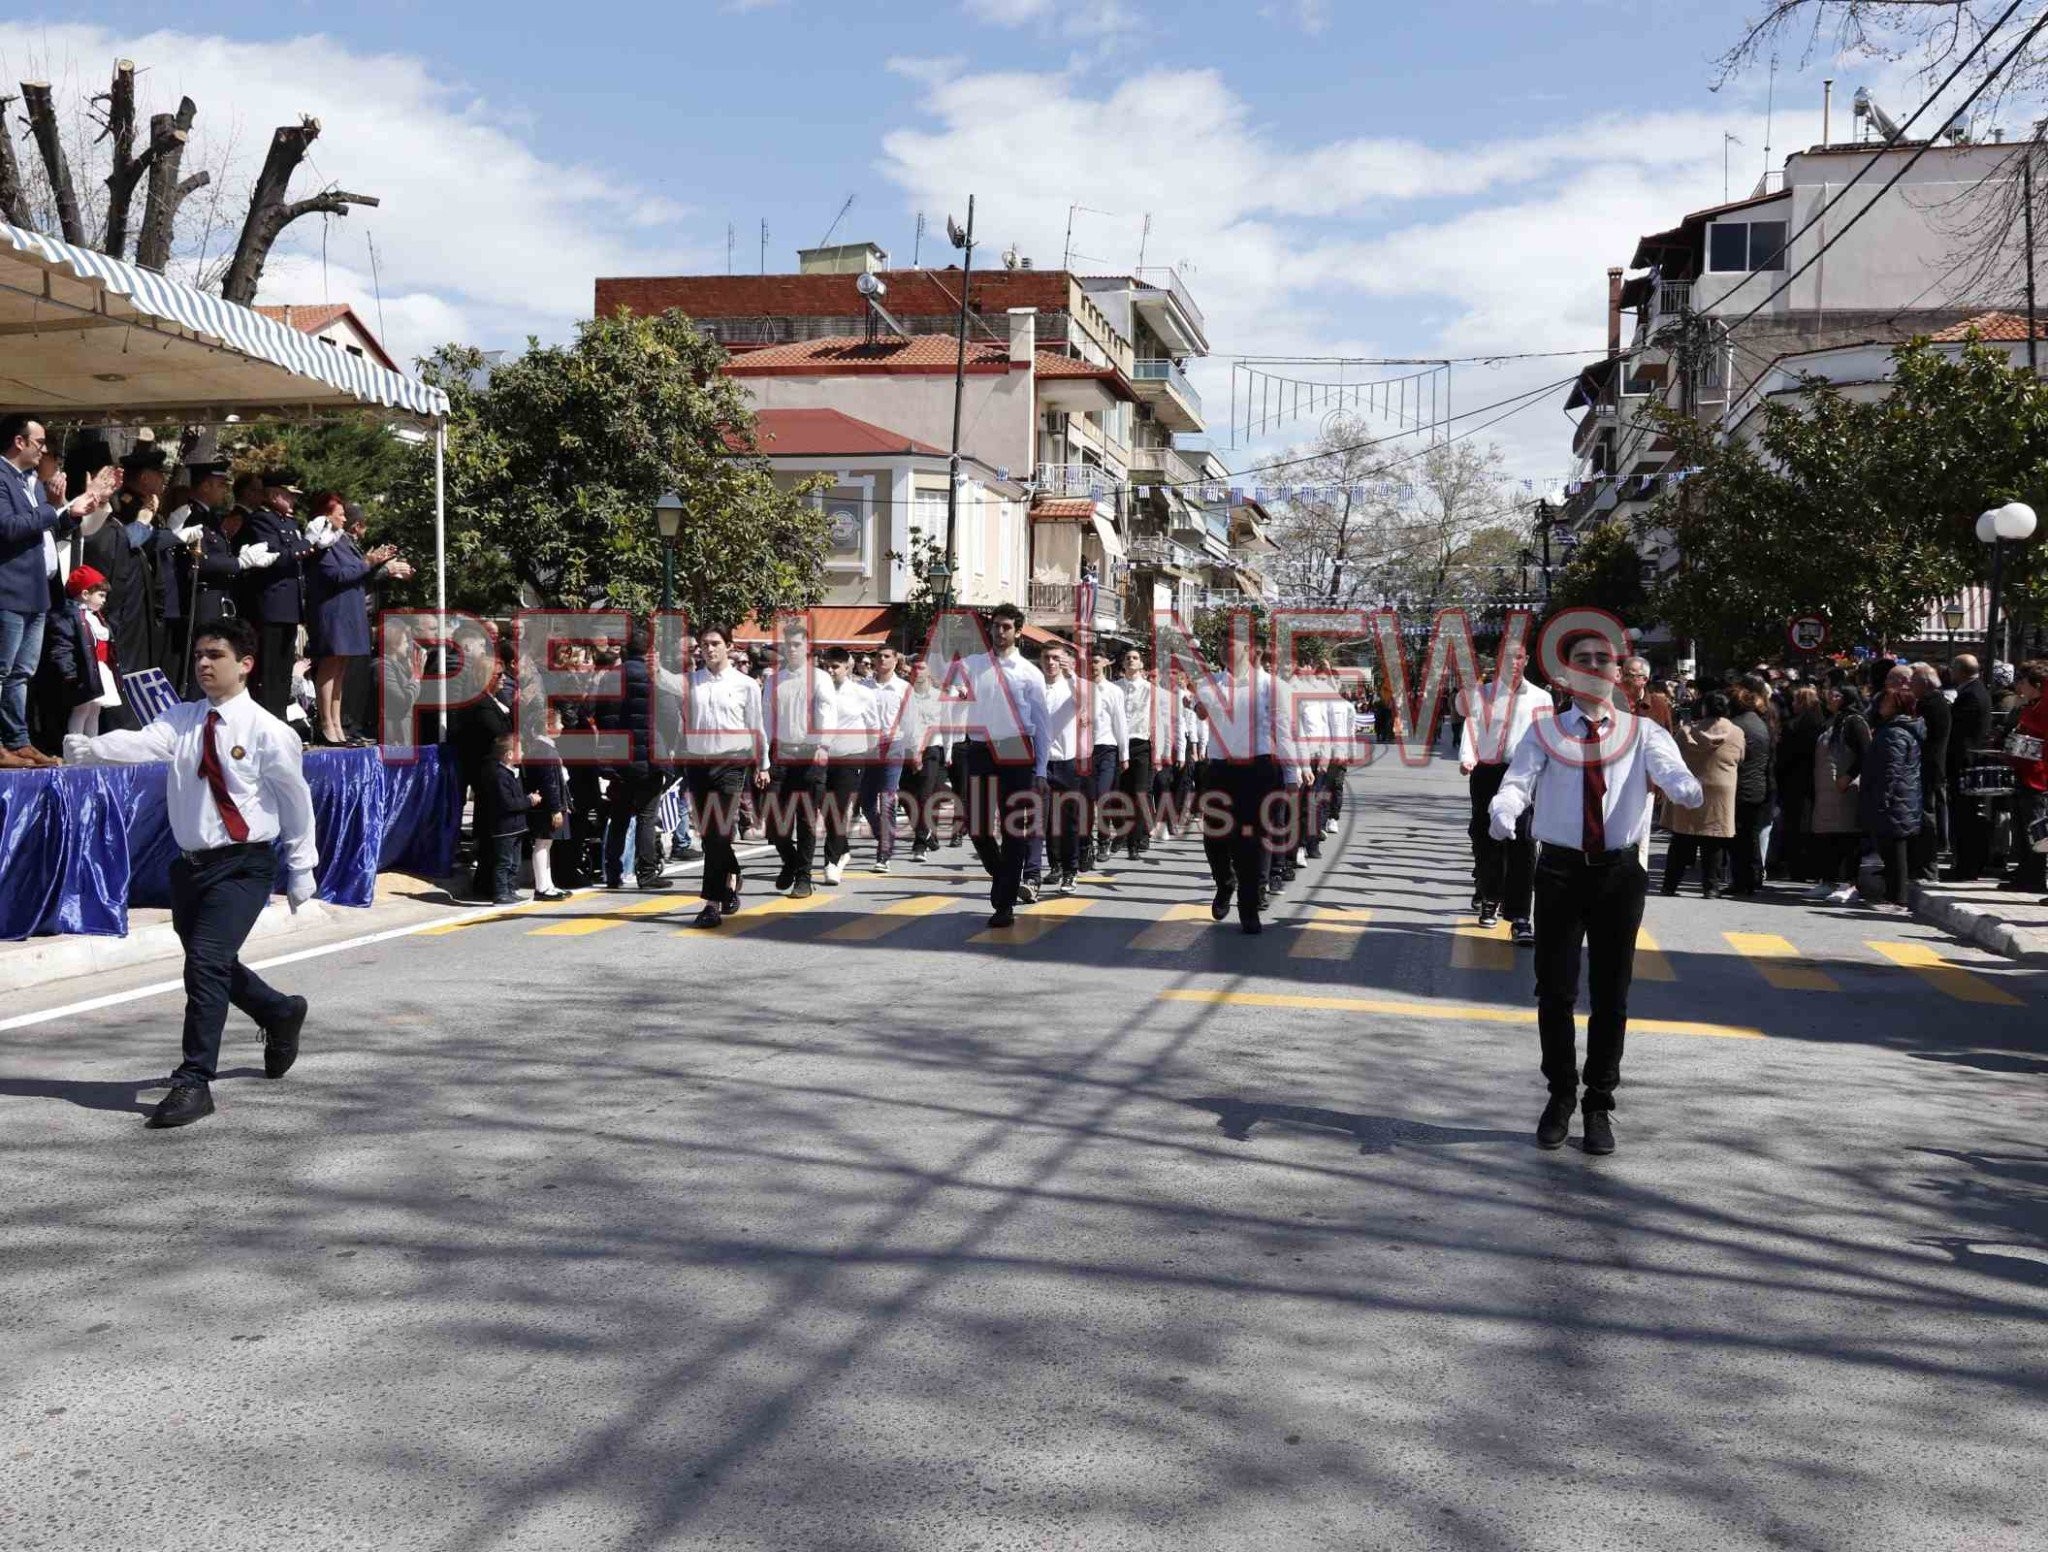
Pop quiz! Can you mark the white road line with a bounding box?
[0,844,779,1034]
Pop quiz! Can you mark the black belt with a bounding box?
[181,839,272,863]
[1541,841,1636,868]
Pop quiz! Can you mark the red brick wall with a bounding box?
[594,269,1074,322]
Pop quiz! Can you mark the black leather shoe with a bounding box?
[263,997,307,1080]
[1477,902,1500,928]
[774,865,795,893]
[1241,918,1264,936]
[1582,1108,1615,1155]
[790,878,815,899]
[692,904,723,929]
[1536,1095,1572,1150]
[1211,883,1233,922]
[988,909,1016,930]
[635,874,672,891]
[1511,919,1535,946]
[146,1084,214,1129]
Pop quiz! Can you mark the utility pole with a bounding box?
[2026,142,2039,374]
[943,196,976,611]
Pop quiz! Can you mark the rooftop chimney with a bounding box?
[1606,267,1624,357]
[1007,306,1036,367]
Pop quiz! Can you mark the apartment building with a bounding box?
[1563,128,2018,592]
[594,247,1254,640]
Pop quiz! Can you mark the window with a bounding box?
[1709,219,1787,273]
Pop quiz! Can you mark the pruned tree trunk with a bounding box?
[134,97,203,272]
[21,82,86,246]
[96,60,147,259]
[220,117,378,305]
[0,96,32,226]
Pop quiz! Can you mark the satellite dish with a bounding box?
[946,215,969,250]
[855,272,886,299]
[1002,246,1020,270]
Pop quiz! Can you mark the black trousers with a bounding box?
[1322,760,1347,820]
[1730,799,1768,892]
[1201,755,1281,926]
[562,767,604,884]
[169,843,297,1087]
[770,756,826,882]
[821,760,862,867]
[1043,757,1083,876]
[964,740,1035,912]
[1875,836,1911,904]
[1949,781,1990,880]
[1533,845,1648,1113]
[252,620,298,721]
[603,766,667,883]
[1468,762,1533,917]
[491,830,525,901]
[1121,739,1155,854]
[1663,834,1729,894]
[688,762,750,903]
[914,743,949,845]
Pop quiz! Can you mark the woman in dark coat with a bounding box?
[1859,683,1926,907]
[304,493,407,746]
[1728,675,1776,896]
[1773,685,1827,881]
[1808,683,1871,904]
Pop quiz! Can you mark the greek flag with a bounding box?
[122,669,181,725]
[657,780,687,835]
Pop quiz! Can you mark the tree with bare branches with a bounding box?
[0,57,377,303]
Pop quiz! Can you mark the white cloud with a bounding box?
[0,24,704,370]
[960,0,1137,39]
[880,63,1778,475]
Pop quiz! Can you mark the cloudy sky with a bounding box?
[2,2,1913,482]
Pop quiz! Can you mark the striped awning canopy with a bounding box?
[0,220,447,422]
[1916,587,1991,640]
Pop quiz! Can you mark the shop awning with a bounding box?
[734,606,898,648]
[0,219,448,421]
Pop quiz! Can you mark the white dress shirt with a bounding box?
[1088,676,1131,759]
[1120,675,1155,745]
[1460,679,1553,767]
[962,649,1050,779]
[821,676,879,759]
[869,673,912,759]
[1489,703,1703,852]
[766,665,835,758]
[1042,673,1081,762]
[73,690,319,876]
[906,683,948,756]
[1193,668,1290,762]
[682,665,764,762]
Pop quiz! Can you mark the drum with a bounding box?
[1960,763,2016,798]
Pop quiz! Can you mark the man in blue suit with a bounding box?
[0,415,119,768]
[235,468,313,722]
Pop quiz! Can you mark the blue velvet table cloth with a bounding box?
[0,746,458,940]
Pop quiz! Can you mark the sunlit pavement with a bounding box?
[3,753,2042,1551]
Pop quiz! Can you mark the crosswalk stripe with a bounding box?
[1450,916,1514,972]
[528,896,688,937]
[1130,902,1216,952]
[690,891,831,937]
[1158,988,1763,1039]
[1725,932,1839,991]
[1633,925,1676,982]
[420,901,543,935]
[821,894,955,942]
[1290,907,1373,961]
[1867,941,2024,1006]
[970,896,1094,945]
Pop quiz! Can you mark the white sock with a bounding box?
[532,840,555,894]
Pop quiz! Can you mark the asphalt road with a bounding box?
[3,753,2043,1552]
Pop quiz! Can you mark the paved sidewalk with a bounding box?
[1911,876,2048,962]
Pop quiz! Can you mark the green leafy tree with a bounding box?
[1648,339,2048,666]
[1548,520,1646,622]
[386,311,831,622]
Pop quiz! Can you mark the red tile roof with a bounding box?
[721,336,1134,398]
[1030,497,1099,521]
[731,606,897,647]
[744,408,946,458]
[1929,310,2048,342]
[252,303,398,370]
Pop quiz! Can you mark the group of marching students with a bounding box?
[447,604,1376,933]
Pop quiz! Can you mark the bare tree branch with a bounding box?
[134,96,199,272]
[0,95,32,226]
[221,117,378,304]
[95,59,150,259]
[20,81,86,245]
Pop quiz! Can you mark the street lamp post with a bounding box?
[655,490,684,613]
[943,197,976,605]
[1977,501,2038,670]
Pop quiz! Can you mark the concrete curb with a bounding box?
[1908,883,2048,963]
[0,899,333,995]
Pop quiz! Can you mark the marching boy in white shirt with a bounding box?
[65,616,318,1129]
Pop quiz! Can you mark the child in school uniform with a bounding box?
[42,565,125,737]
[485,730,538,905]
[525,708,571,902]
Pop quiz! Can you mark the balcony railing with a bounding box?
[1134,266,1207,338]
[1028,579,1122,626]
[1126,534,1200,572]
[1129,441,1205,488]
[1131,358,1203,419]
[1035,463,1119,499]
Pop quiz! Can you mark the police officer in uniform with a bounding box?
[237,469,313,720]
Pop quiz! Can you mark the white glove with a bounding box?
[239,542,278,570]
[286,870,316,912]
[62,733,95,766]
[175,525,204,544]
[1488,813,1514,843]
[306,518,342,550]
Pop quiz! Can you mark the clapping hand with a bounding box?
[383,558,415,581]
[61,733,94,766]
[239,541,279,571]
[367,544,399,565]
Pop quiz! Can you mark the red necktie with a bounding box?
[198,710,251,842]
[1581,721,1608,853]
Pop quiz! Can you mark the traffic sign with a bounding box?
[1787,615,1829,653]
